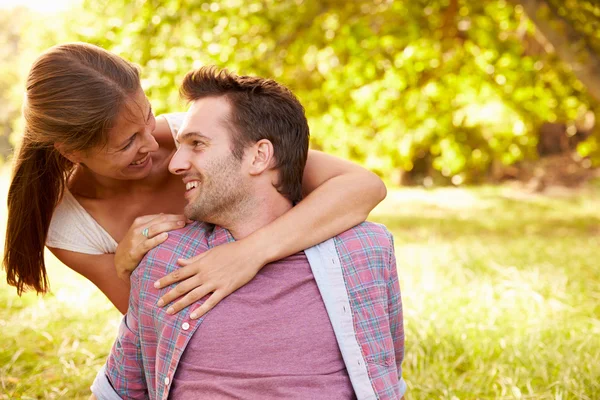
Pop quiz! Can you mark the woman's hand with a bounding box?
[153,239,265,319]
[115,214,187,281]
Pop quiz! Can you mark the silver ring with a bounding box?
[142,228,150,238]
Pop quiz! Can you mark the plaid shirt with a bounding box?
[93,221,406,400]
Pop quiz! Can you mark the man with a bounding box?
[92,67,406,400]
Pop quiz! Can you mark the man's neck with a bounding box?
[218,189,293,240]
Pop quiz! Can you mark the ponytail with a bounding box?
[3,139,72,295]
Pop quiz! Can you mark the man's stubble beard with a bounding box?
[184,153,250,225]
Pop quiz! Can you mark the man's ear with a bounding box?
[247,139,275,176]
[54,143,82,164]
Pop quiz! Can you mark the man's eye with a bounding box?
[192,141,203,148]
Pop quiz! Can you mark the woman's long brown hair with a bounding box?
[3,42,141,295]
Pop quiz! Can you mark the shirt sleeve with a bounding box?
[386,232,407,397]
[103,267,148,399]
[90,364,123,400]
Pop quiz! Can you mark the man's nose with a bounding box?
[168,148,189,175]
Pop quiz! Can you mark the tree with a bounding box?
[514,0,600,161]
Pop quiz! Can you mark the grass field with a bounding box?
[1,172,599,399]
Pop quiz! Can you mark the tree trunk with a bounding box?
[516,0,600,103]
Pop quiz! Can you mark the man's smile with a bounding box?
[185,181,200,191]
[184,180,202,201]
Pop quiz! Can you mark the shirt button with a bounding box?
[182,322,190,330]
[164,377,170,385]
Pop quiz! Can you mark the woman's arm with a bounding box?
[48,213,187,314]
[155,150,386,317]
[151,115,178,150]
[263,149,387,262]
[48,248,130,313]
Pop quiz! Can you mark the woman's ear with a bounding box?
[247,139,275,176]
[54,143,81,164]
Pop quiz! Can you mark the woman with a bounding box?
[3,42,386,317]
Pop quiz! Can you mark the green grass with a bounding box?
[1,173,599,399]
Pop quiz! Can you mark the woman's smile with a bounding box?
[129,153,151,168]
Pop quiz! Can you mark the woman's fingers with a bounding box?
[154,241,263,317]
[132,214,165,227]
[157,275,202,306]
[163,284,216,316]
[189,290,226,319]
[176,253,204,266]
[115,214,188,281]
[139,232,169,254]
[135,214,187,230]
[154,264,197,289]
[144,219,186,239]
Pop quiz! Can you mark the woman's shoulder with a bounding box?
[160,112,186,136]
[155,112,186,147]
[47,189,118,254]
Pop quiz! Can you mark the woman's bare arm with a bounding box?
[152,115,178,150]
[48,248,130,313]
[266,149,387,261]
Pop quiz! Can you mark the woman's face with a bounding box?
[75,89,159,181]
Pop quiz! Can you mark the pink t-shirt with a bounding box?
[169,252,356,399]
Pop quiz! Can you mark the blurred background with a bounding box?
[0,0,599,399]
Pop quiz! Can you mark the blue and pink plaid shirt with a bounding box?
[92,221,406,399]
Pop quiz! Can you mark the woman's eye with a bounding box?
[122,137,135,151]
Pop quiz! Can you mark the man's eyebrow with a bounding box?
[176,131,211,144]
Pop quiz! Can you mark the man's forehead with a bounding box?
[178,97,232,140]
[188,96,231,117]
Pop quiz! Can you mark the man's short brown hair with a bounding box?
[180,66,309,204]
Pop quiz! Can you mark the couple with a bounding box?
[5,42,388,318]
[92,65,406,400]
[4,43,405,399]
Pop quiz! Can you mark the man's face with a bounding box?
[169,96,249,223]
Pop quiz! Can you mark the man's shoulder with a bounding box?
[335,221,393,246]
[157,221,214,252]
[135,222,213,276]
[333,221,394,259]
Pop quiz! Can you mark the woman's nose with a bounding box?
[140,130,159,153]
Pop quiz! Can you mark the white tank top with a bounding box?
[45,112,186,254]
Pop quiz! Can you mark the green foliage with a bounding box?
[0,7,32,160]
[547,0,600,56]
[2,0,599,182]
